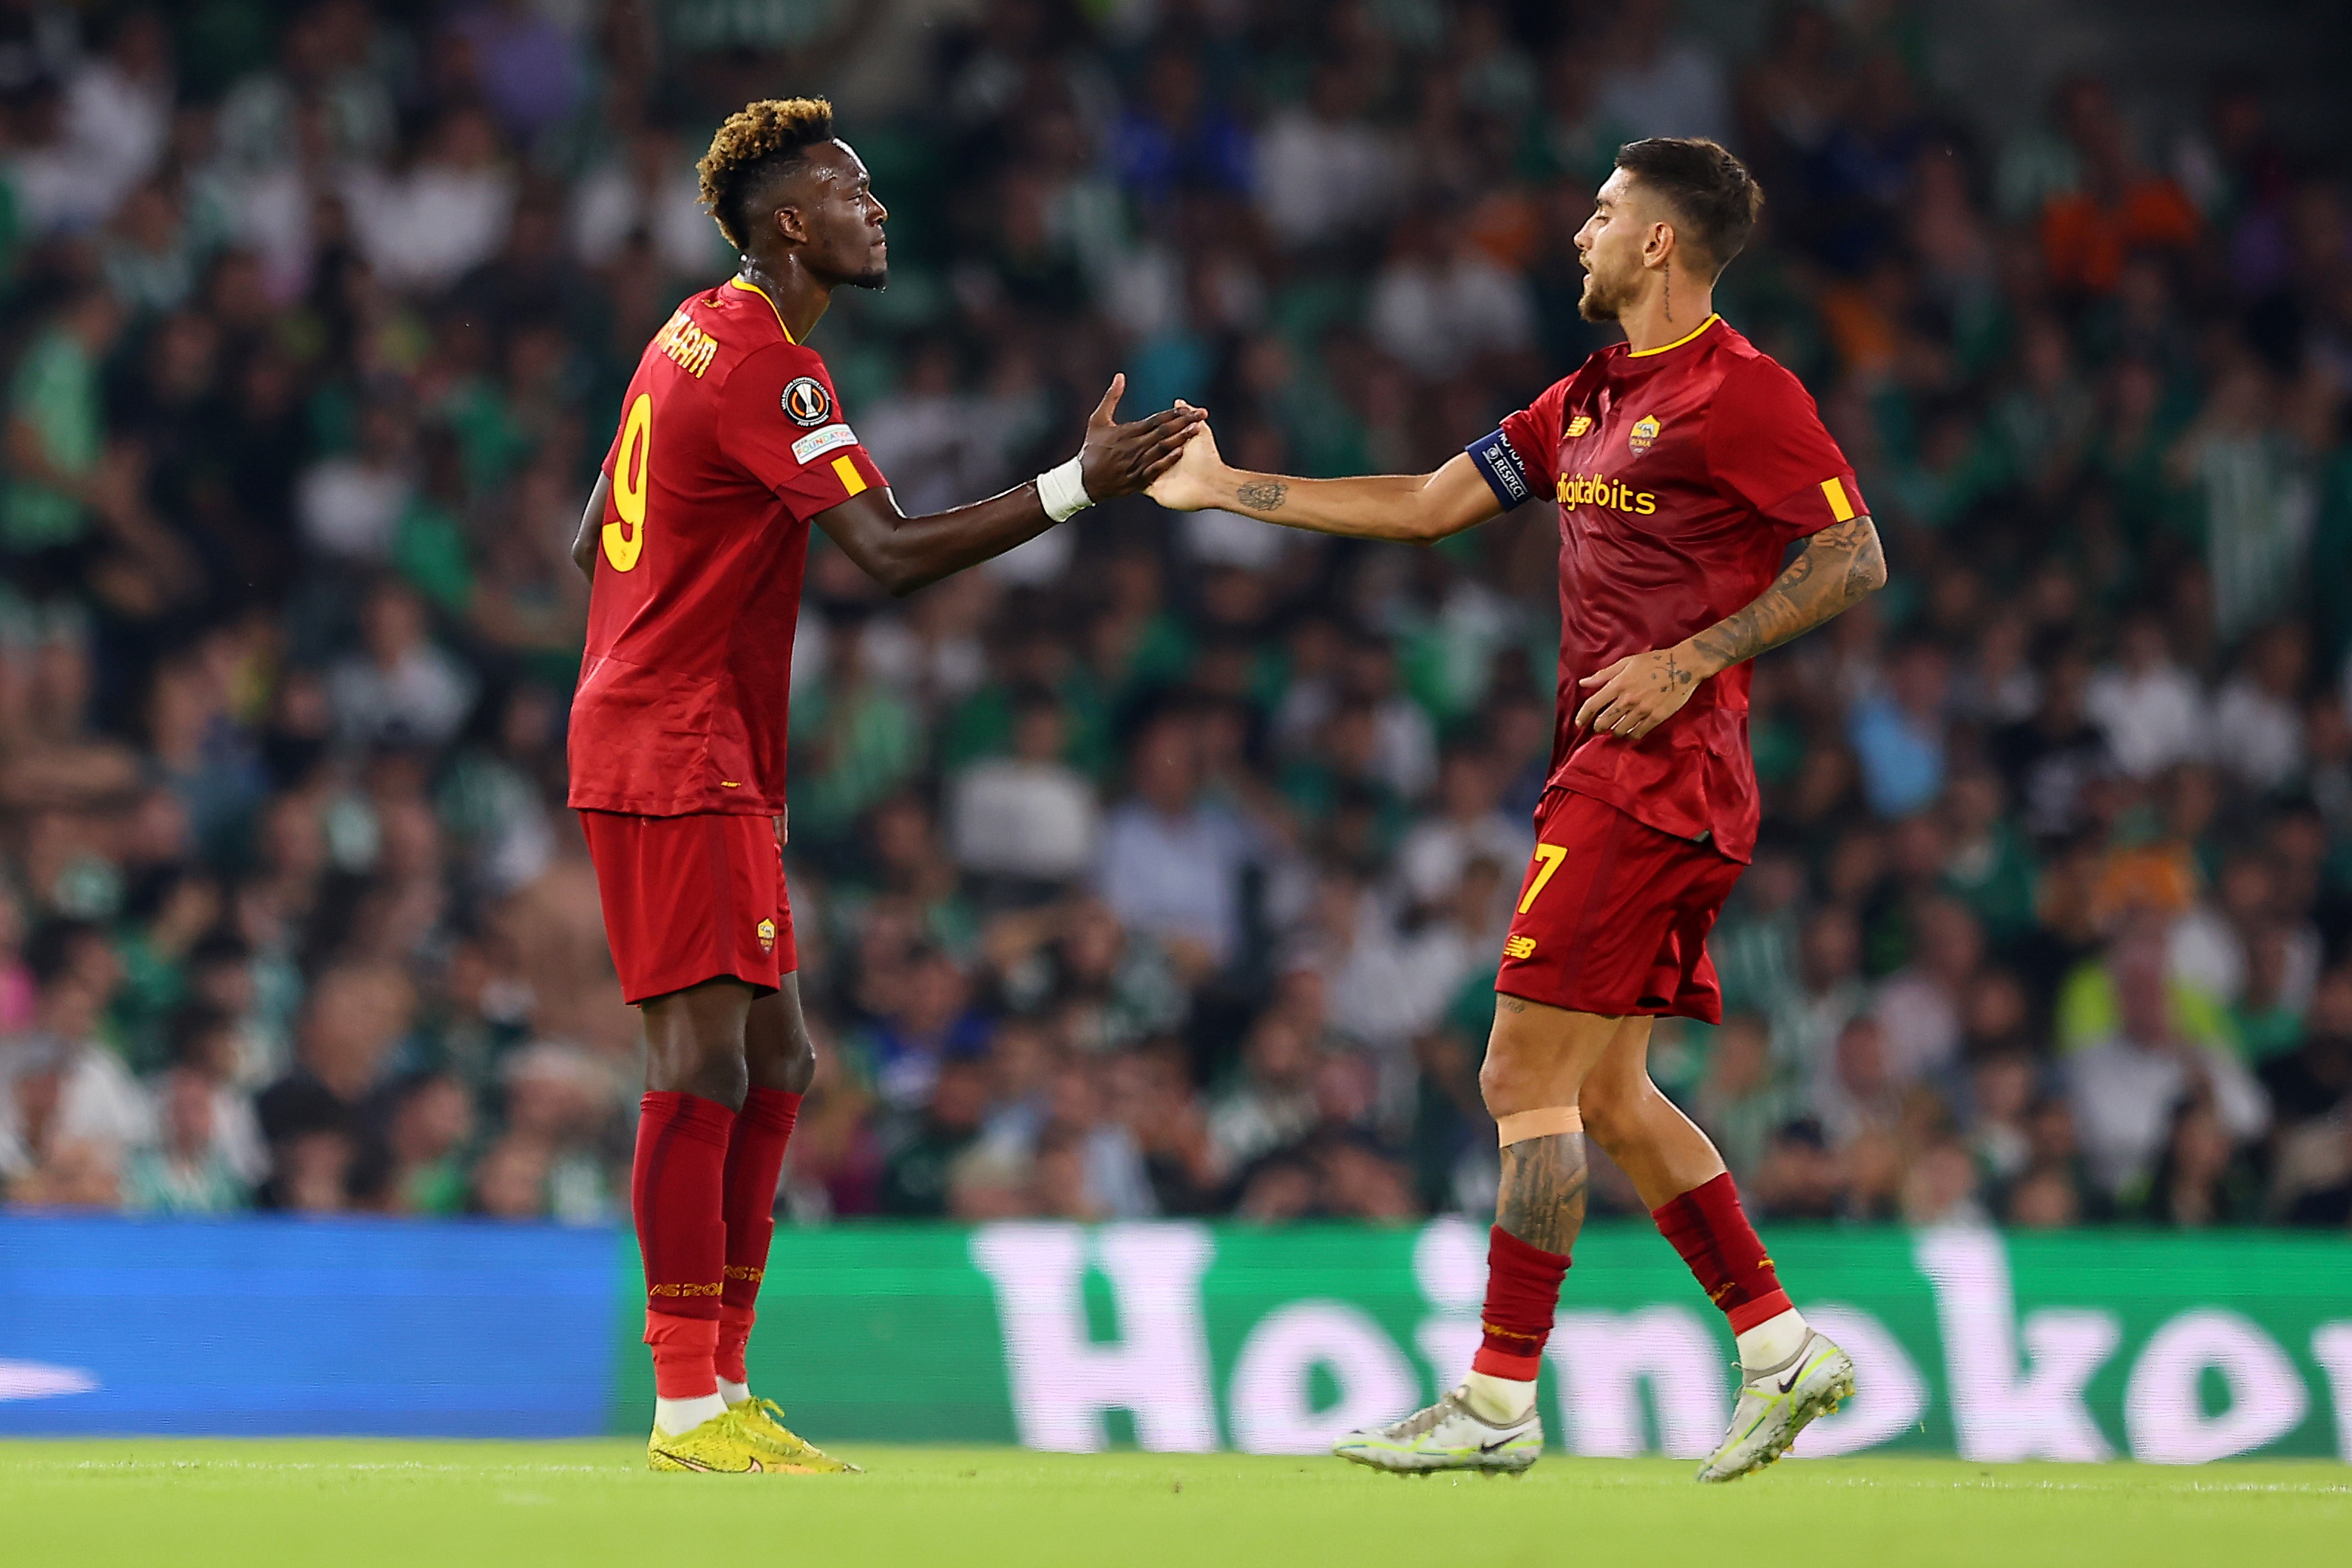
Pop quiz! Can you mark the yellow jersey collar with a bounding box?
[728,275,795,345]
[1626,313,1721,359]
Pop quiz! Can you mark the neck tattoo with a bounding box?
[1662,271,1673,325]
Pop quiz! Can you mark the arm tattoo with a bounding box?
[1495,1131,1588,1254]
[1234,481,1288,512]
[1687,515,1884,674]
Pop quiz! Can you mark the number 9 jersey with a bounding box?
[567,276,889,819]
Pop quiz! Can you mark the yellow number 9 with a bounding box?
[603,393,652,572]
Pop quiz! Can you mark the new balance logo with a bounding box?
[1503,934,1537,960]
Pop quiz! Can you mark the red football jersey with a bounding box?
[567,278,888,818]
[1470,315,1865,863]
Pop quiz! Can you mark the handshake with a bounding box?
[1067,379,1241,516]
[1069,374,1485,547]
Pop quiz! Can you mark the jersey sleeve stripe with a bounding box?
[1467,428,1535,510]
[832,455,869,498]
[1820,476,1856,522]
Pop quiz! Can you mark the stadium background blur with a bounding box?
[3,0,2352,1246]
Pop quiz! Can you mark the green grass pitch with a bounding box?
[4,1441,2346,1567]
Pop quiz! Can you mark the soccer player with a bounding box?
[567,98,1200,1473]
[1149,138,1882,1482]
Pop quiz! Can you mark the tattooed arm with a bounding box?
[1572,515,1887,741]
[1145,412,1501,543]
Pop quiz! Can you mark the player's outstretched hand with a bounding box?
[1077,375,1206,500]
[1573,645,1705,743]
[1144,401,1224,512]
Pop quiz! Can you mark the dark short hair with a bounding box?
[1613,137,1764,276]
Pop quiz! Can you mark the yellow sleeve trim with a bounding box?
[833,455,867,497]
[1821,476,1856,522]
[726,276,795,344]
[1626,313,1721,357]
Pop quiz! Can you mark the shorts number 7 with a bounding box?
[1517,843,1568,914]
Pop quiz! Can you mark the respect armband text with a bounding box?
[1468,429,1534,511]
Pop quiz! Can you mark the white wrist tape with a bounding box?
[1036,455,1094,523]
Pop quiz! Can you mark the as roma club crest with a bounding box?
[756,917,778,954]
[782,376,833,426]
[1628,413,1661,455]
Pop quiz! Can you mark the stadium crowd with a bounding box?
[2,0,2351,1234]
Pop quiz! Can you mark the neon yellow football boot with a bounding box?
[731,1397,862,1473]
[646,1406,770,1473]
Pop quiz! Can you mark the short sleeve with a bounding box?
[717,344,892,517]
[1473,376,1570,508]
[1704,355,1868,545]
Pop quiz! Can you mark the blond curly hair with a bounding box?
[697,97,836,252]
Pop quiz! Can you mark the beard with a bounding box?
[1577,264,1627,323]
[850,260,889,290]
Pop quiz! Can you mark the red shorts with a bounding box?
[579,811,798,1005]
[1494,789,1743,1022]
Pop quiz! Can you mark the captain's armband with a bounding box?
[1467,429,1536,511]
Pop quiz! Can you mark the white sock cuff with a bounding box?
[1735,1306,1811,1372]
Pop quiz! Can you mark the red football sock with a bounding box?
[1471,1225,1572,1379]
[1650,1172,1792,1332]
[631,1091,735,1399]
[644,1311,721,1403]
[716,1087,802,1385]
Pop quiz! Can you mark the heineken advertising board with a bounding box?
[4,1215,2347,1458]
[690,1221,2352,1463]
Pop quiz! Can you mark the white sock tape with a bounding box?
[1036,455,1094,523]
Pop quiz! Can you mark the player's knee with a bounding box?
[688,1047,750,1109]
[1478,1049,1535,1119]
[764,1029,816,1095]
[646,1033,748,1108]
[1579,1077,1630,1149]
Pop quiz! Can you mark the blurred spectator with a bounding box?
[1207,1005,1320,1181]
[328,580,477,752]
[1392,744,1532,911]
[1593,0,1731,144]
[948,690,1100,892]
[2067,924,2268,1199]
[121,1067,246,1214]
[1097,712,1252,977]
[2084,613,2206,779]
[884,1056,992,1217]
[2212,623,2308,795]
[857,945,992,1113]
[364,1070,473,1216]
[345,106,516,293]
[1871,898,1984,1088]
[1253,64,1398,251]
[4,287,123,596]
[1369,223,1537,379]
[571,127,718,277]
[1848,641,1950,817]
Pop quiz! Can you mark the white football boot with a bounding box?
[1332,1385,1542,1476]
[1694,1329,1857,1483]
